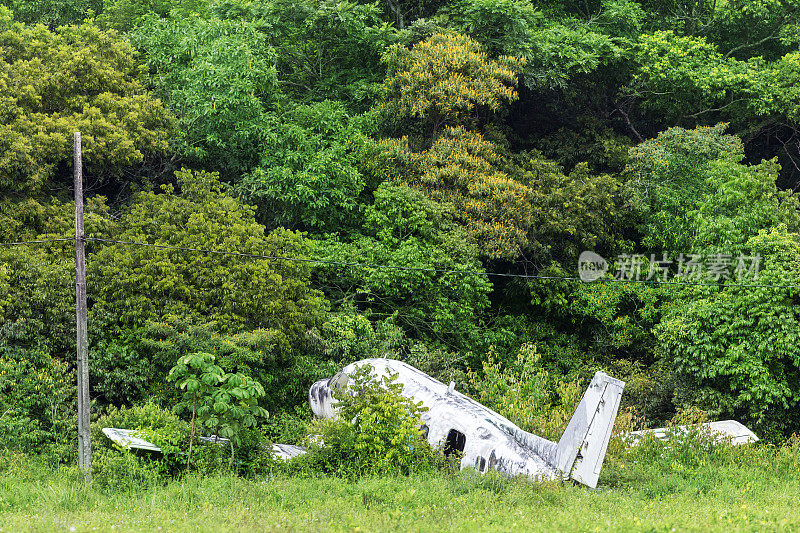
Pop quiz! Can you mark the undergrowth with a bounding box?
[3,434,800,532]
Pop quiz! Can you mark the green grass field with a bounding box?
[3,439,800,532]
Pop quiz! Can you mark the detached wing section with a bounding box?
[549,371,625,488]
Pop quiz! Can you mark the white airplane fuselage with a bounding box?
[309,358,625,488]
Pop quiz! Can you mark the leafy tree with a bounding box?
[0,10,174,199]
[626,123,800,253]
[167,352,268,466]
[215,0,396,107]
[380,32,523,138]
[380,126,627,265]
[91,168,328,336]
[625,123,744,252]
[657,226,800,439]
[0,246,75,357]
[99,0,208,32]
[625,30,766,127]
[640,0,800,62]
[757,48,800,122]
[0,345,75,460]
[382,0,431,28]
[237,101,371,231]
[509,156,628,269]
[89,317,330,438]
[691,158,800,252]
[549,280,665,360]
[0,194,113,244]
[133,15,277,178]
[316,309,407,364]
[314,182,491,348]
[0,0,101,27]
[534,116,633,174]
[467,343,583,441]
[441,0,542,59]
[443,0,626,90]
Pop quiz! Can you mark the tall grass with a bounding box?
[3,436,800,532]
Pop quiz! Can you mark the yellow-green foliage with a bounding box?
[381,32,523,135]
[0,349,74,459]
[293,364,441,476]
[91,168,327,335]
[468,343,583,441]
[381,127,533,259]
[352,383,425,470]
[0,8,173,196]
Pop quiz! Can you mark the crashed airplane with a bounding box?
[101,357,759,485]
[307,358,625,488]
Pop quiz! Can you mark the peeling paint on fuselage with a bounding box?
[309,358,565,482]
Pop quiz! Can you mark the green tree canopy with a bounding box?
[91,168,328,337]
[0,0,101,27]
[626,123,800,253]
[657,226,800,438]
[133,15,277,179]
[313,183,491,349]
[237,101,372,231]
[0,9,173,198]
[222,0,396,107]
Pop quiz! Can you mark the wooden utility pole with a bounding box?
[74,132,91,485]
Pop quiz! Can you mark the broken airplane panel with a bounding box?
[625,420,758,446]
[102,427,162,452]
[308,358,625,488]
[102,428,231,452]
[271,443,307,461]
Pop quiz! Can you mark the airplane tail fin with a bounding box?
[550,371,625,488]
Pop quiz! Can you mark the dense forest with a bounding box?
[3,0,800,471]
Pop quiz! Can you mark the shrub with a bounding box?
[602,407,734,489]
[91,402,190,490]
[467,343,583,441]
[0,347,75,463]
[286,364,443,477]
[167,352,269,468]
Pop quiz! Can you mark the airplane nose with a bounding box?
[309,378,334,418]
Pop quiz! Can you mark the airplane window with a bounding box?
[444,429,466,457]
[420,424,430,440]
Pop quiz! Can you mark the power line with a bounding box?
[3,236,800,289]
[82,237,800,289]
[0,238,73,246]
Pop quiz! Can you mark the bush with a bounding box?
[286,364,443,477]
[91,402,190,490]
[467,343,583,441]
[190,425,277,478]
[0,347,75,463]
[602,407,734,490]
